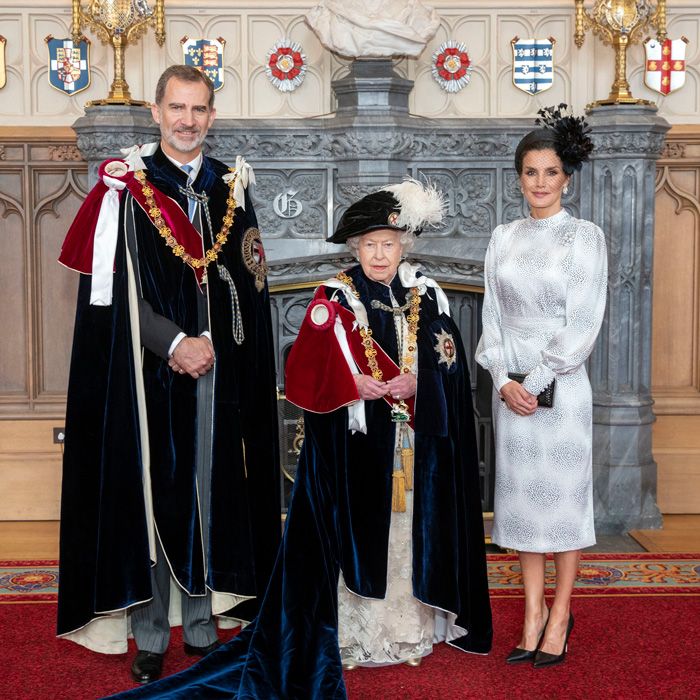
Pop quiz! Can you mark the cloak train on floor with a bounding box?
[111,260,493,699]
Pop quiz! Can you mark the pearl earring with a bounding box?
[563,184,569,195]
[520,186,524,194]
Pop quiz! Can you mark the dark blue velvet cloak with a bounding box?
[109,266,492,699]
[57,147,280,640]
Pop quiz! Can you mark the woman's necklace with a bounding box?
[336,271,420,383]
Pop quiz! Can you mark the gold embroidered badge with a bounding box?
[242,226,268,292]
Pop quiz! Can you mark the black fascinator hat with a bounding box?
[328,180,445,244]
[515,103,594,176]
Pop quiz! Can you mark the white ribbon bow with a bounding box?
[223,155,256,211]
[398,261,451,317]
[120,142,158,172]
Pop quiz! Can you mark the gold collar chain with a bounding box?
[335,271,421,380]
[135,169,238,271]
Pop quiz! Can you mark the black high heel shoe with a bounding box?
[506,609,550,664]
[533,612,574,668]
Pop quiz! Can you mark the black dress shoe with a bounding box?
[183,639,222,657]
[131,650,164,684]
[506,609,550,664]
[533,612,574,669]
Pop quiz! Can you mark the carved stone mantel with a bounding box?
[72,61,669,532]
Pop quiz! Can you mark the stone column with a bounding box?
[585,104,669,532]
[73,105,159,185]
[330,59,414,195]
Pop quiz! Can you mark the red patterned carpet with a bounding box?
[1,555,699,699]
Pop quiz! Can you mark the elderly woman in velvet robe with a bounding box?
[110,180,492,700]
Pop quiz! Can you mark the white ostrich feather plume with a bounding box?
[380,178,446,234]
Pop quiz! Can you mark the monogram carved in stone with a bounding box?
[252,170,328,238]
[418,169,495,235]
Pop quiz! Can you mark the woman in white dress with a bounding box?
[476,106,607,668]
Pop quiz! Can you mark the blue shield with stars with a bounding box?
[181,37,225,92]
[46,36,91,95]
[512,38,555,95]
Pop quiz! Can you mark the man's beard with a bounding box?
[164,127,206,155]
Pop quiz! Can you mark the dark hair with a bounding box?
[514,128,559,175]
[515,104,594,176]
[155,65,215,109]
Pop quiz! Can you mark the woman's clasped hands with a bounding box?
[500,380,537,416]
[354,373,417,402]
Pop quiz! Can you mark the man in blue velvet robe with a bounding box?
[56,65,280,684]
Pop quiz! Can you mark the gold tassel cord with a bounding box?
[402,447,414,491]
[392,470,407,512]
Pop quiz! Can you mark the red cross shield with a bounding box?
[644,37,688,96]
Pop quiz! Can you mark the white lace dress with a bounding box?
[476,210,607,553]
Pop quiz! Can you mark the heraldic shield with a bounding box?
[512,37,555,95]
[182,37,225,91]
[644,38,688,96]
[46,36,91,95]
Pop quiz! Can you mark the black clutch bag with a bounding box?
[507,372,556,408]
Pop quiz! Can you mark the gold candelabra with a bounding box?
[71,0,165,105]
[574,0,666,106]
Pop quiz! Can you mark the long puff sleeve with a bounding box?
[475,225,511,391]
[522,222,608,395]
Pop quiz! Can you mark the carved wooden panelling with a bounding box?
[652,126,700,512]
[0,167,27,397]
[0,131,86,415]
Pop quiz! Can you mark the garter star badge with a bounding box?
[242,227,269,292]
[46,35,91,95]
[431,41,472,93]
[181,37,225,92]
[0,36,6,90]
[512,36,555,95]
[266,39,306,92]
[434,329,457,369]
[644,37,688,96]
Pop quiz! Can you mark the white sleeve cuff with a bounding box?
[168,332,187,358]
[522,364,556,395]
